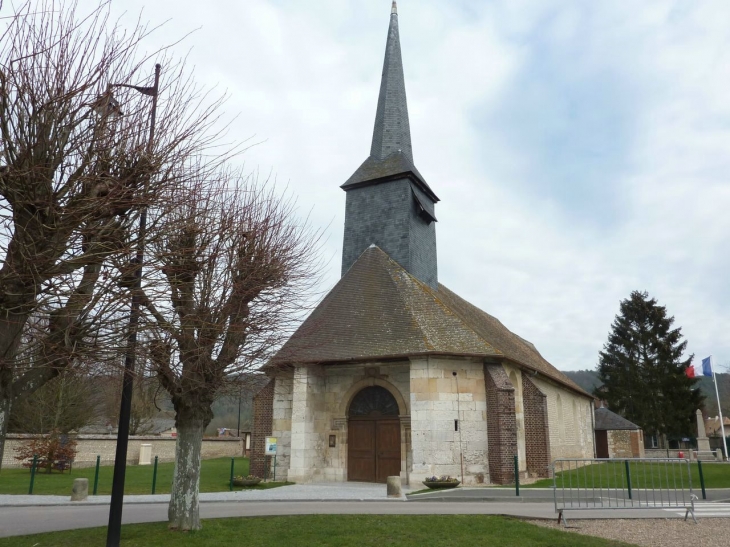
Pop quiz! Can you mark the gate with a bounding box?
[553,458,696,524]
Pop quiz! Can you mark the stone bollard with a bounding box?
[71,478,89,501]
[386,476,402,498]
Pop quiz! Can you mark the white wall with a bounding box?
[409,356,489,485]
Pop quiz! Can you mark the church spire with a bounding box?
[370,1,413,163]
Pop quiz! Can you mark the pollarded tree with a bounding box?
[0,0,226,468]
[140,175,321,531]
[594,291,703,446]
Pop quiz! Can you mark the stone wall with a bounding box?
[607,430,631,458]
[288,365,326,482]
[3,434,243,469]
[532,376,594,461]
[409,357,488,486]
[605,429,645,459]
[272,361,411,483]
[484,363,517,485]
[257,359,594,486]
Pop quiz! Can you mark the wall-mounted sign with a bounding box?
[265,437,277,455]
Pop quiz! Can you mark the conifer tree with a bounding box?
[595,291,703,446]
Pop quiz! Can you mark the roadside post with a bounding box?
[697,460,706,500]
[93,455,101,495]
[28,454,39,495]
[151,456,159,495]
[229,458,235,491]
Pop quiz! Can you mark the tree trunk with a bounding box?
[0,393,10,471]
[168,417,205,531]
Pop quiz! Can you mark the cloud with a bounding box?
[78,0,730,370]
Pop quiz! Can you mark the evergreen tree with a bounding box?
[595,291,703,445]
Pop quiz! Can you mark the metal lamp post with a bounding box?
[106,63,161,547]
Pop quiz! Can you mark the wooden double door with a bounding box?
[348,418,401,483]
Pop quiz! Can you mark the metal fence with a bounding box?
[553,458,696,524]
[4,455,251,496]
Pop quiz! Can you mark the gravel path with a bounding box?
[528,518,730,547]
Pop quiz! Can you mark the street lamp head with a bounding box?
[90,89,123,118]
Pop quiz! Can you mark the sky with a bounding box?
[75,0,730,371]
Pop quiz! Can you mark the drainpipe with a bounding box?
[405,424,410,486]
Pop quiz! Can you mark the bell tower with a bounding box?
[340,1,439,288]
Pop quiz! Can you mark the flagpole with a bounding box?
[710,356,728,461]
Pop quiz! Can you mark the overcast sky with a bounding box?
[84,0,729,371]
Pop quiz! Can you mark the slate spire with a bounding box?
[340,2,438,289]
[370,1,413,163]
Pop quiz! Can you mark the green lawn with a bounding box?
[0,515,634,547]
[0,457,258,495]
[524,461,730,489]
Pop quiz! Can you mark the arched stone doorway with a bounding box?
[347,386,401,483]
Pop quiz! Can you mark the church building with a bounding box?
[251,2,594,486]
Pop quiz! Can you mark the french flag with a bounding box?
[686,356,713,378]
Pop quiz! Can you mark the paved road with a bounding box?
[664,502,730,518]
[0,500,679,538]
[3,481,729,539]
[409,487,730,503]
[0,482,406,507]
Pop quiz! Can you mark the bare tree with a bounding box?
[0,0,226,468]
[100,359,167,436]
[8,369,99,434]
[141,174,320,531]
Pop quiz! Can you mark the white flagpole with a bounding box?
[710,356,728,461]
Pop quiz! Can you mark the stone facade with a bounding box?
[3,434,243,469]
[532,375,594,461]
[254,358,594,486]
[605,430,645,459]
[409,357,488,485]
[270,362,411,483]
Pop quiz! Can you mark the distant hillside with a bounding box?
[561,369,730,417]
[562,370,602,395]
[205,375,270,435]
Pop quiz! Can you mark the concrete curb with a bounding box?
[0,495,409,508]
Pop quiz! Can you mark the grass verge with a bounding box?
[0,515,635,547]
[524,461,730,489]
[0,457,252,496]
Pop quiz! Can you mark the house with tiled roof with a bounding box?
[594,406,644,459]
[251,2,595,486]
